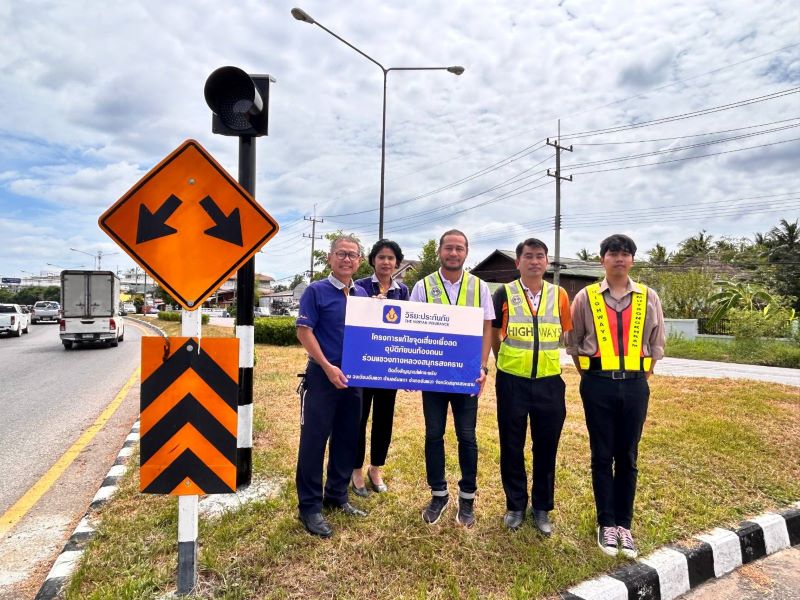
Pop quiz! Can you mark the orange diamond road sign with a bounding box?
[99,139,279,310]
[140,337,239,495]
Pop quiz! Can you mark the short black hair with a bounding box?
[600,234,637,257]
[368,239,404,267]
[515,238,549,259]
[439,229,469,249]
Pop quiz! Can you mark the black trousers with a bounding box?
[496,370,566,512]
[580,374,649,529]
[422,391,478,496]
[355,387,397,468]
[295,362,362,517]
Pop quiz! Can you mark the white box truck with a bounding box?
[60,270,125,349]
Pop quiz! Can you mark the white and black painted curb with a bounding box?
[129,315,168,338]
[561,502,800,600]
[34,421,140,600]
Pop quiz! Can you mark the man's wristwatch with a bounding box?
[480,365,489,375]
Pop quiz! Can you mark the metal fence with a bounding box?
[698,318,732,335]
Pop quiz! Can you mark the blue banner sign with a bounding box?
[341,297,483,394]
[1,277,21,284]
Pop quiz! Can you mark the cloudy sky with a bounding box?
[1,0,798,286]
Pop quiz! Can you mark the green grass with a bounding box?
[66,346,800,599]
[666,335,800,368]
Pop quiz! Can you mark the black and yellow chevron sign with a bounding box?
[140,337,239,495]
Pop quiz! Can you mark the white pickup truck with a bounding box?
[60,270,125,349]
[0,303,31,337]
[31,300,61,323]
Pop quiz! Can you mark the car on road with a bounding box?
[31,301,61,323]
[122,302,136,314]
[0,303,30,337]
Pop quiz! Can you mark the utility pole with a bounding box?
[546,119,573,287]
[303,206,323,281]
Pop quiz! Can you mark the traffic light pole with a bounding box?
[236,136,256,488]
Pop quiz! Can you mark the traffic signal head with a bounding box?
[204,66,274,137]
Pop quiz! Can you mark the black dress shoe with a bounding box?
[299,512,333,537]
[366,466,388,493]
[350,475,370,498]
[322,500,368,517]
[504,510,525,530]
[532,509,553,536]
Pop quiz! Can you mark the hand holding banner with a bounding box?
[341,297,483,394]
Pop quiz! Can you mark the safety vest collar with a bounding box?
[424,270,479,306]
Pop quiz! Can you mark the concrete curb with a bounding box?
[127,315,168,338]
[561,502,800,600]
[34,421,140,600]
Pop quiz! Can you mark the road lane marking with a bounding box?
[0,367,140,536]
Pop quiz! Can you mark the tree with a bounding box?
[672,230,714,265]
[272,284,288,293]
[576,248,599,262]
[707,280,777,325]
[635,269,715,319]
[290,273,306,289]
[402,239,438,288]
[311,231,372,281]
[152,284,176,307]
[646,244,669,265]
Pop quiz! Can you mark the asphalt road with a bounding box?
[0,319,147,598]
[0,321,142,515]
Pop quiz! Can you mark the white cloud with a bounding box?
[1,0,798,281]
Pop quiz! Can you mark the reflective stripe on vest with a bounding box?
[578,283,652,372]
[423,271,480,306]
[497,280,563,378]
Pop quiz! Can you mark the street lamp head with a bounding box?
[447,66,465,75]
[291,8,315,24]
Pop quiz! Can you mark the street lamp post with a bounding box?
[69,248,119,270]
[291,7,464,239]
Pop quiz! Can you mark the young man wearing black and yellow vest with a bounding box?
[409,229,495,528]
[567,234,665,558]
[491,238,572,534]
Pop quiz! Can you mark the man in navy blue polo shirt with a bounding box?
[295,235,370,537]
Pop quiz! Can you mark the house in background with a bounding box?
[208,273,275,307]
[469,250,604,299]
[393,260,420,285]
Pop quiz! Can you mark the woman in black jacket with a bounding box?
[351,240,409,496]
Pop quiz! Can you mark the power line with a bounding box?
[560,87,799,141]
[465,194,800,245]
[572,117,800,146]
[319,141,549,218]
[326,156,554,227]
[564,123,800,169]
[570,137,800,176]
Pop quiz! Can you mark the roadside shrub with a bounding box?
[158,311,210,324]
[254,316,298,345]
[727,308,793,340]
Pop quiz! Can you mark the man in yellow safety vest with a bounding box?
[567,234,665,558]
[409,229,495,528]
[491,238,572,534]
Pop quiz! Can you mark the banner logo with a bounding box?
[383,305,402,324]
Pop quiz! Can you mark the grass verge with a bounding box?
[67,345,800,599]
[666,335,800,368]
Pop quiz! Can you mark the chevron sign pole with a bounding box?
[140,322,238,595]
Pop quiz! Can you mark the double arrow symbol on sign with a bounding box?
[136,194,243,246]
